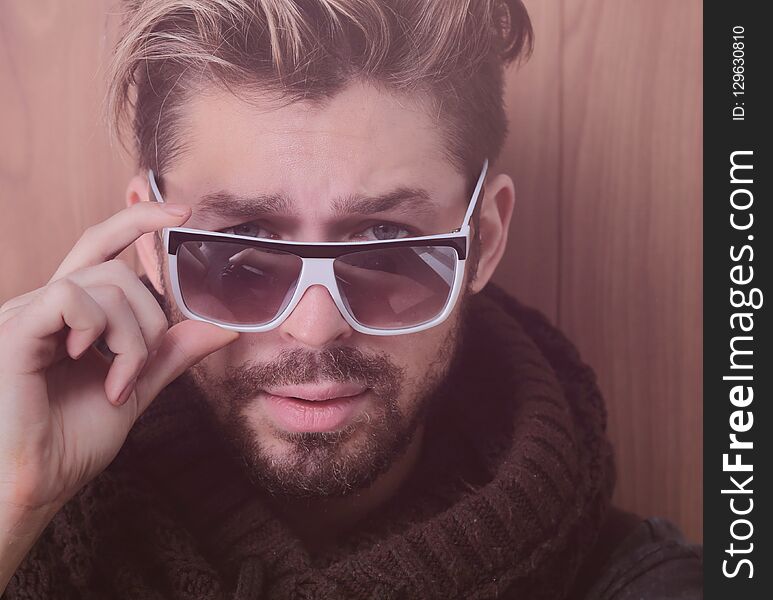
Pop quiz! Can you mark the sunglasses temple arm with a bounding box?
[147,169,166,243]
[460,158,489,233]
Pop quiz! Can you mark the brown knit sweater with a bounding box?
[3,284,700,599]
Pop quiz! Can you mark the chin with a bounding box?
[226,399,414,498]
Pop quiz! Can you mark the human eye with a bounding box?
[219,221,279,239]
[353,222,416,241]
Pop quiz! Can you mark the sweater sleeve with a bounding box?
[582,518,703,600]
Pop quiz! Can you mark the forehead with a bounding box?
[163,81,465,216]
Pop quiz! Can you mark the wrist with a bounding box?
[0,502,58,593]
[0,474,66,533]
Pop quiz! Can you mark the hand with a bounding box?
[0,201,239,524]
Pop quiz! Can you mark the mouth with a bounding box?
[260,382,370,433]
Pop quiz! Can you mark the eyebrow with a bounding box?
[194,187,437,220]
[195,192,291,220]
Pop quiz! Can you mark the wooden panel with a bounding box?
[560,0,702,541]
[0,0,134,304]
[494,0,561,322]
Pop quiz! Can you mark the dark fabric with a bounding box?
[570,508,644,598]
[580,515,703,600]
[3,281,701,599]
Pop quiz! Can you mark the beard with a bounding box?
[160,288,464,500]
[156,246,468,499]
[188,342,457,499]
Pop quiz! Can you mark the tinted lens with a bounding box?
[334,245,458,329]
[176,240,302,325]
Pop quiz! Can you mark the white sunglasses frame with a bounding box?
[148,159,488,336]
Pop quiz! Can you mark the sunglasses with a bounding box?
[148,160,487,336]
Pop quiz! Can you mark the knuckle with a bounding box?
[99,283,127,305]
[80,224,99,243]
[47,277,79,301]
[132,344,150,370]
[126,325,149,357]
[148,309,169,346]
[107,258,135,278]
[91,310,108,333]
[89,299,109,327]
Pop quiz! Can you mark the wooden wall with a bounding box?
[0,1,702,542]
[496,0,702,542]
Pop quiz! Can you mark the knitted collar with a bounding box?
[96,283,615,599]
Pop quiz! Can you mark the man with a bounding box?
[0,1,701,598]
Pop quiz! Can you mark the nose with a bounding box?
[279,284,353,347]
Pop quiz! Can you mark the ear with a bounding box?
[469,172,515,293]
[126,173,165,295]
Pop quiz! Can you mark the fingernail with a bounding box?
[161,203,190,217]
[115,378,136,406]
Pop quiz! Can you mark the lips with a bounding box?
[260,382,369,433]
[263,382,366,402]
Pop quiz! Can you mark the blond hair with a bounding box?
[106,0,532,180]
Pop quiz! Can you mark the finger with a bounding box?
[0,279,108,374]
[134,320,239,415]
[0,293,113,363]
[50,200,191,282]
[64,259,169,353]
[80,284,149,405]
[0,303,25,328]
[3,260,169,352]
[0,288,41,317]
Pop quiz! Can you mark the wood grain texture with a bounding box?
[559,0,702,541]
[493,0,561,322]
[0,0,702,543]
[0,0,135,304]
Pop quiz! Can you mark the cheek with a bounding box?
[380,325,457,384]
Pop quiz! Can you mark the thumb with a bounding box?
[135,320,239,414]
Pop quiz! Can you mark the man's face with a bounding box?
[155,81,473,498]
